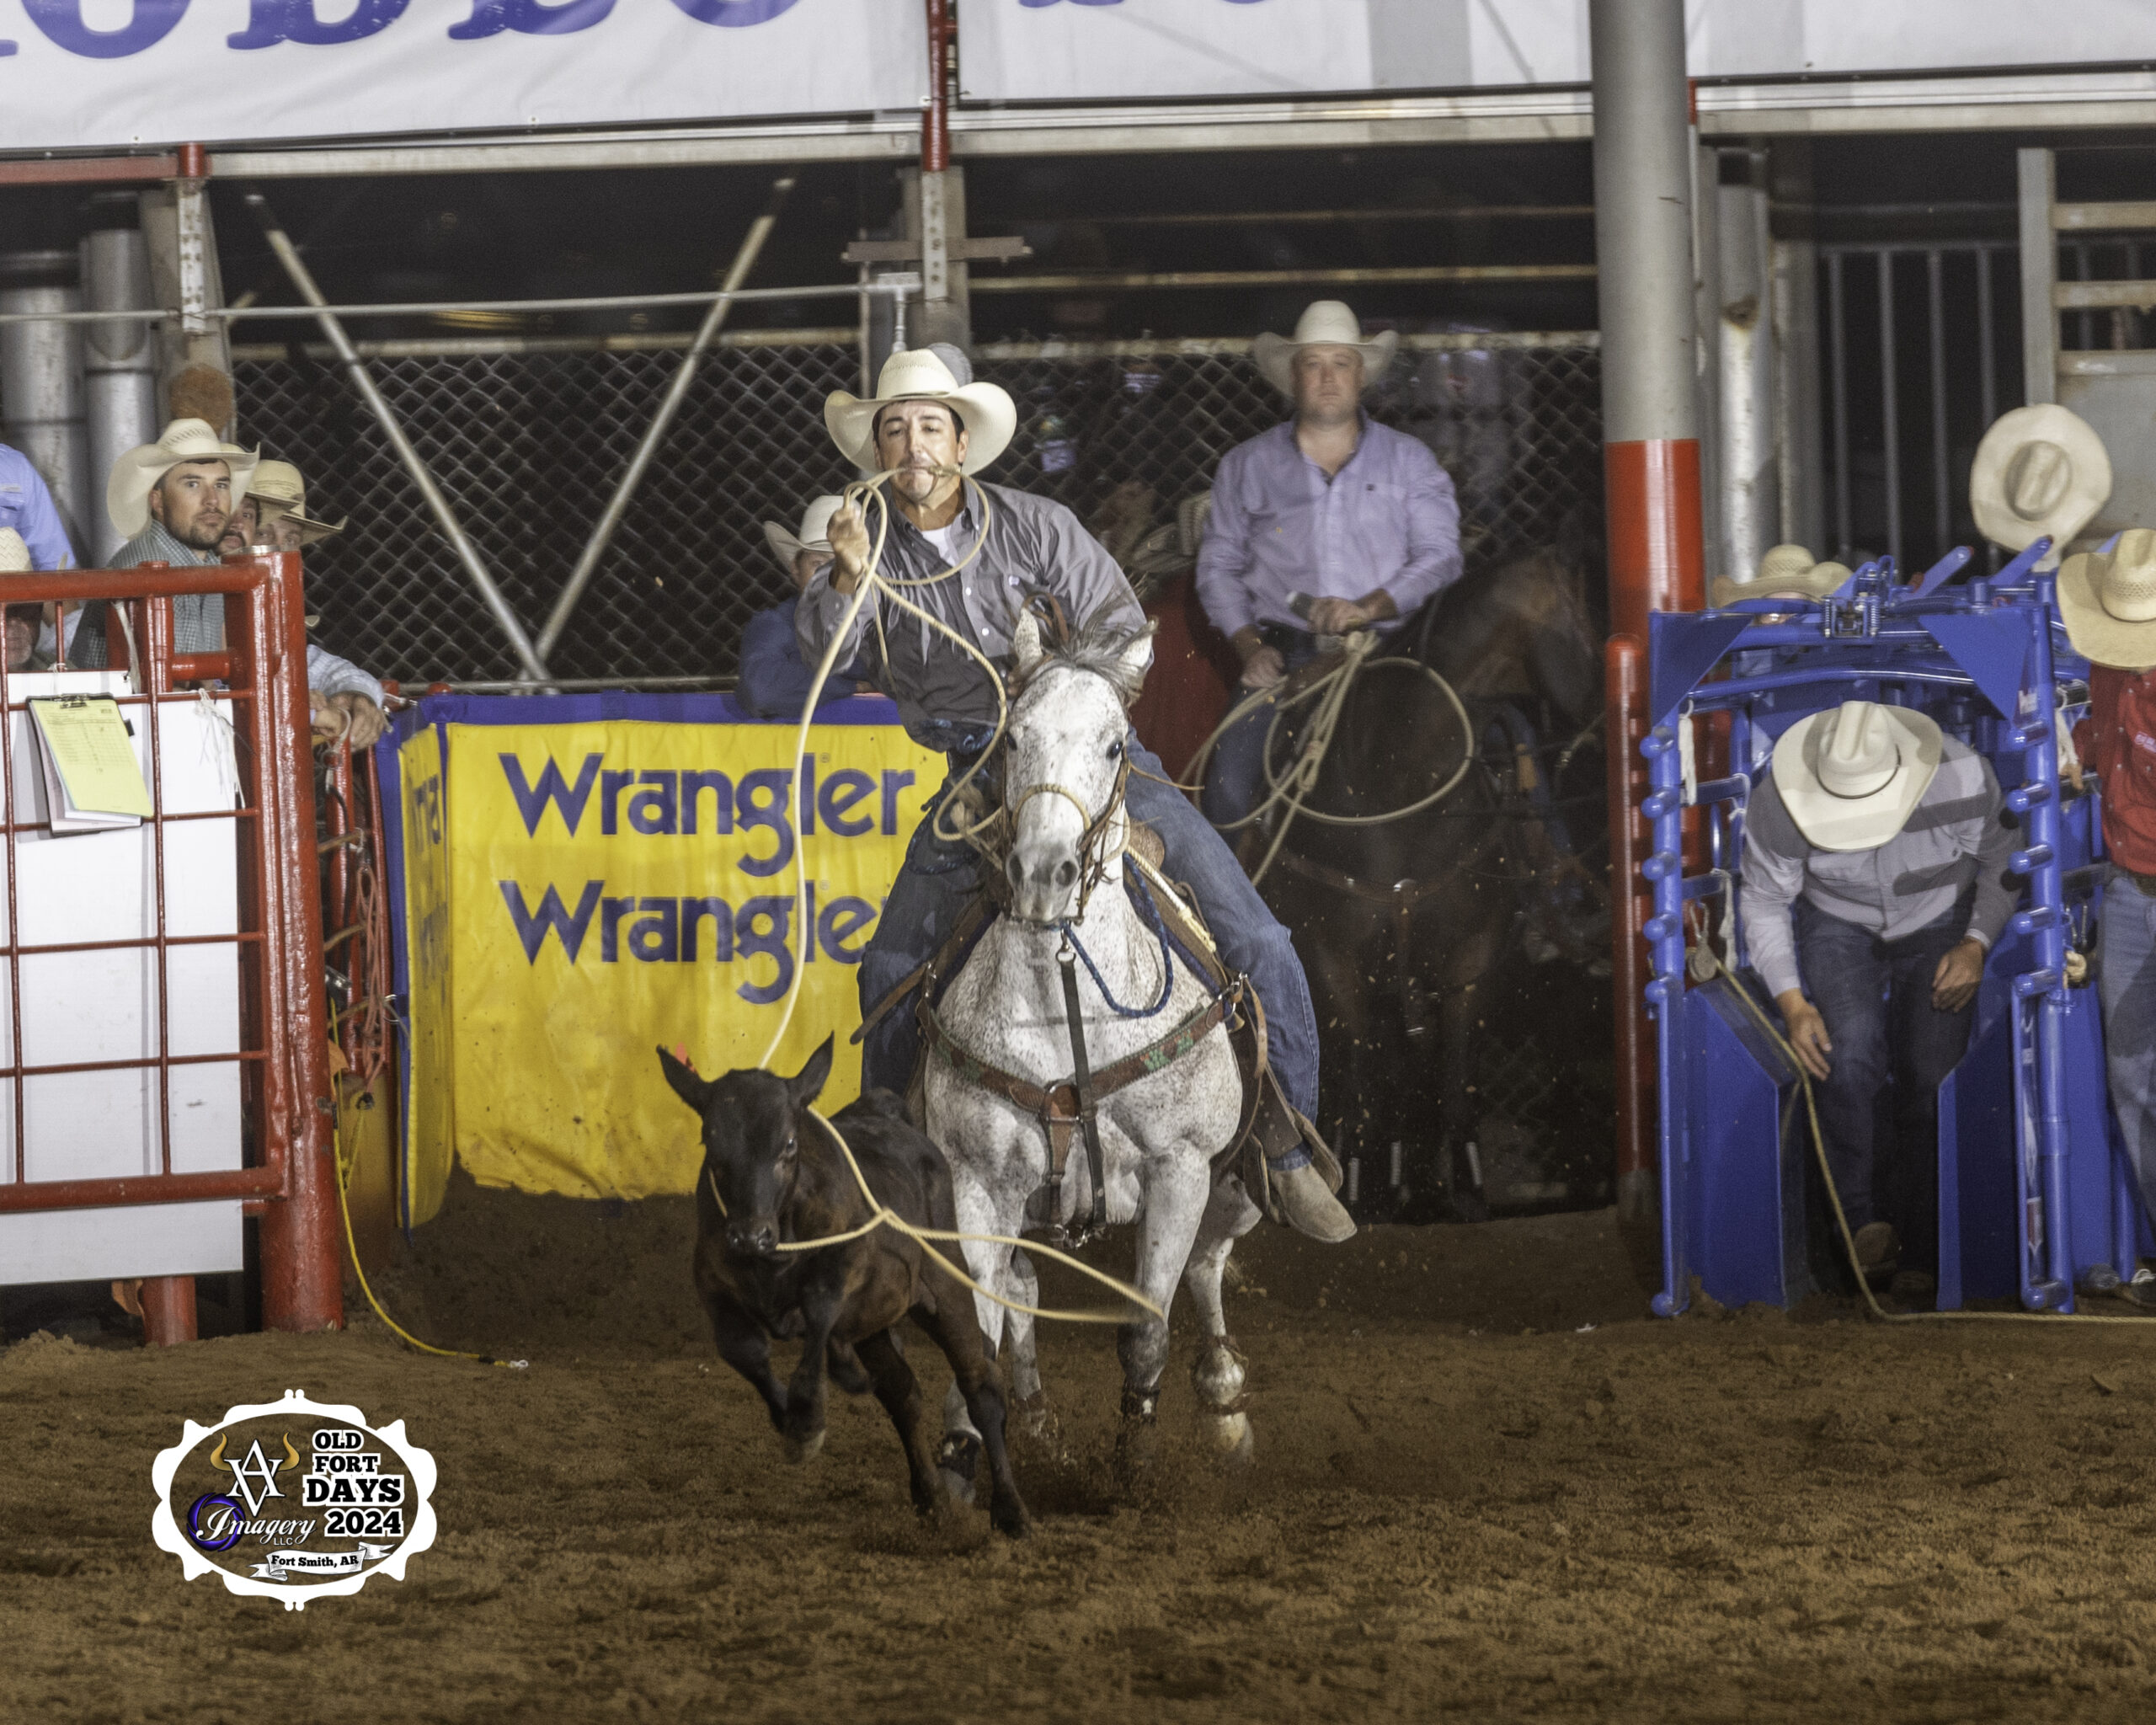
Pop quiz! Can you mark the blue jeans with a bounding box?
[859,734,1322,1124]
[1796,898,1977,1276]
[1199,632,1321,829]
[2099,868,2156,1226]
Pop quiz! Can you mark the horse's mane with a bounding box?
[1008,611,1155,710]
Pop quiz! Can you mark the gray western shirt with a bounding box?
[72,521,383,704]
[795,479,1145,751]
[1739,734,2019,1001]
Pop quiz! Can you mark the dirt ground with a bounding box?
[6,1175,2156,1724]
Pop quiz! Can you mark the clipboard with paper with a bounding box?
[29,694,154,832]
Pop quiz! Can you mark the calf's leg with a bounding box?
[704,1295,787,1434]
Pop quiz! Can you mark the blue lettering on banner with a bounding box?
[229,0,409,49]
[499,879,878,998]
[449,0,614,38]
[666,0,803,24]
[21,0,188,58]
[499,880,605,964]
[734,769,795,877]
[502,752,601,836]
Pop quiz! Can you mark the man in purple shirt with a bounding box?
[1195,302,1463,825]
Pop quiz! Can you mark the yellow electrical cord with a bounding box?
[332,1108,526,1366]
[1700,941,2152,1326]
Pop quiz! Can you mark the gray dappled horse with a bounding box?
[922,613,1257,1487]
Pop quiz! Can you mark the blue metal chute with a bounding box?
[1639,570,2139,1317]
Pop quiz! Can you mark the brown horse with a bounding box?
[1256,547,1603,1221]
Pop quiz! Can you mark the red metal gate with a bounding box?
[0,551,340,1341]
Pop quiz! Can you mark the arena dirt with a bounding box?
[5,1174,2154,1723]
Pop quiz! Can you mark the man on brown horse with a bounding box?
[1194,301,1463,827]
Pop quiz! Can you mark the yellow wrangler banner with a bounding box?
[386,695,944,1202]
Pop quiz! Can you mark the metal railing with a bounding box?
[235,333,1606,688]
[0,553,339,1327]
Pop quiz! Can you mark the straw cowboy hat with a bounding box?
[0,528,29,574]
[825,348,1016,474]
[2058,526,2156,670]
[1251,301,1400,398]
[1771,699,1944,853]
[763,494,844,578]
[247,459,344,547]
[1970,404,2111,560]
[106,417,257,542]
[1709,543,1854,610]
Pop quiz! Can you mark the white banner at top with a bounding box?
[958,0,2156,103]
[0,1,926,152]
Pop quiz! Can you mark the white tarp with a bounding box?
[0,0,925,152]
[959,0,2156,103]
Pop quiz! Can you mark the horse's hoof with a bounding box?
[1202,1412,1256,1466]
[990,1495,1033,1540]
[781,1427,826,1465]
[937,1430,981,1506]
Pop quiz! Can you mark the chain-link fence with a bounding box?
[233,334,1603,687]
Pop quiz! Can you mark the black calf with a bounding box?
[657,1035,1029,1537]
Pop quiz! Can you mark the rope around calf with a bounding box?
[1182,631,1477,884]
[701,1108,1163,1326]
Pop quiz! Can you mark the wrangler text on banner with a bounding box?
[407,695,942,1202]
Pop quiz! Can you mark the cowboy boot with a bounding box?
[1252,1076,1354,1242]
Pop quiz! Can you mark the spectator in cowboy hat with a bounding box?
[1193,300,1462,826]
[2061,529,2156,1305]
[1740,699,2018,1303]
[737,494,867,720]
[216,459,387,750]
[71,417,257,670]
[800,343,1353,1242]
[1971,404,2111,568]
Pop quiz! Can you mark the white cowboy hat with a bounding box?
[107,417,258,542]
[1251,301,1400,398]
[246,459,344,547]
[2058,526,2156,670]
[824,348,1016,475]
[0,528,29,574]
[1710,543,1855,609]
[762,494,844,578]
[1771,699,1944,853]
[1970,404,2111,562]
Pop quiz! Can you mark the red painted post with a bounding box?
[1592,0,1705,1222]
[140,1275,197,1346]
[922,0,953,174]
[254,550,344,1333]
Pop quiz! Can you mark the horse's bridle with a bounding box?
[1004,753,1132,925]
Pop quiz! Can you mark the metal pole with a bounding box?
[1978,246,1999,572]
[1928,248,1951,559]
[82,213,159,566]
[1880,250,1902,573]
[1829,251,1850,558]
[2017,148,2057,406]
[533,175,794,668]
[1591,0,1702,1226]
[246,194,549,685]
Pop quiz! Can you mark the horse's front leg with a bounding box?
[1115,1146,1209,1488]
[1184,1171,1264,1465]
[1422,921,1501,1223]
[934,1113,1027,1503]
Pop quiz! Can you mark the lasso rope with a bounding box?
[703,1108,1162,1325]
[1182,631,1476,884]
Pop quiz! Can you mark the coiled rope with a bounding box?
[1182,630,1476,884]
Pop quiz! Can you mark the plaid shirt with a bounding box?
[67,522,382,705]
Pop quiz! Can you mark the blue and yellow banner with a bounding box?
[380,694,943,1203]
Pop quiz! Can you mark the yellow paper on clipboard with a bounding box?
[29,696,152,819]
